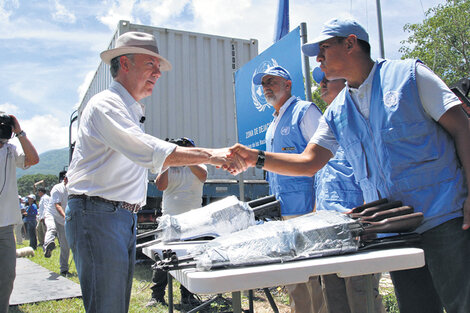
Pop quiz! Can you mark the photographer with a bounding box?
[147,137,207,308]
[0,112,39,313]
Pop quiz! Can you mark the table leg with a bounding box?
[232,291,242,313]
[168,273,174,313]
[248,290,254,313]
[365,275,374,313]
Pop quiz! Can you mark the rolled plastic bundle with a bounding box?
[157,196,255,242]
[190,210,361,270]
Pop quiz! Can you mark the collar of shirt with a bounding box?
[270,95,296,133]
[347,61,378,119]
[109,81,145,127]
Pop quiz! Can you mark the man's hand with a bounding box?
[207,147,247,175]
[225,144,258,175]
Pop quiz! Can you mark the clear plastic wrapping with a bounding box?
[157,196,255,242]
[190,210,362,270]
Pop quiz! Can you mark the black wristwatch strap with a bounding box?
[255,150,266,169]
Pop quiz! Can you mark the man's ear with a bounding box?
[286,80,292,91]
[119,56,131,73]
[345,35,357,51]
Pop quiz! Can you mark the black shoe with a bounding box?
[181,294,202,307]
[44,242,55,258]
[60,271,70,277]
[146,297,167,307]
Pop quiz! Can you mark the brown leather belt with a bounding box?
[68,194,141,213]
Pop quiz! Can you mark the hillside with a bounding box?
[16,147,69,179]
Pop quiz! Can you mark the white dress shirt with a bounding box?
[67,81,176,205]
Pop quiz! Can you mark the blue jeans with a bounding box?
[65,197,137,313]
[24,220,37,250]
[390,217,470,313]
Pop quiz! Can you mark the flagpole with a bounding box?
[300,23,312,102]
[376,0,385,58]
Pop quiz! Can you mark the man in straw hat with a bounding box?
[65,31,237,313]
[227,17,470,313]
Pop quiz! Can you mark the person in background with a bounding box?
[313,67,385,313]
[65,31,236,313]
[23,194,38,250]
[228,17,470,313]
[36,188,49,249]
[44,174,70,277]
[0,112,39,313]
[14,196,24,244]
[147,137,207,308]
[252,65,323,313]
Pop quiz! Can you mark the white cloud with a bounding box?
[51,0,76,24]
[18,114,69,154]
[0,102,20,115]
[98,0,136,30]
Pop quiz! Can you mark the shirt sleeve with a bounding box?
[300,105,323,142]
[90,99,176,173]
[416,63,461,121]
[309,115,339,155]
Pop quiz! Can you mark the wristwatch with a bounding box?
[255,150,266,169]
[16,130,26,138]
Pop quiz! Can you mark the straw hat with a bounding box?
[100,31,172,71]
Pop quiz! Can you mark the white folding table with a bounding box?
[143,242,424,313]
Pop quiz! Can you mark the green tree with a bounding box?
[17,174,59,197]
[399,0,470,85]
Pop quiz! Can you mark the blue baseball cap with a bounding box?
[252,66,292,85]
[302,18,369,57]
[312,67,325,84]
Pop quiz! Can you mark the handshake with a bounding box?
[208,144,260,176]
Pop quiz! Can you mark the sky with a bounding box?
[0,0,447,155]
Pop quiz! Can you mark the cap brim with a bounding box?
[100,47,172,71]
[252,72,267,85]
[302,34,334,56]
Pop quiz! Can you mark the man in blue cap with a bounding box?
[253,66,323,312]
[229,17,470,313]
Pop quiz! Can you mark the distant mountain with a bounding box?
[16,147,70,179]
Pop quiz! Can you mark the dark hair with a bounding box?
[110,54,135,78]
[38,188,47,194]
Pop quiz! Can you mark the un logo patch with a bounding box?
[384,91,399,108]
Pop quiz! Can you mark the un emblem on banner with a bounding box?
[251,59,278,112]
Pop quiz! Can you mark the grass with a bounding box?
[11,240,398,313]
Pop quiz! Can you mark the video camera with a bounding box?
[0,114,13,140]
[165,137,195,147]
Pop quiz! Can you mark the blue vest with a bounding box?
[315,147,364,213]
[324,59,467,233]
[266,98,320,215]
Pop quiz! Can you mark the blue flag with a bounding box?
[274,0,289,42]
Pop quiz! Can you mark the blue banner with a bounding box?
[234,26,303,151]
[274,0,289,42]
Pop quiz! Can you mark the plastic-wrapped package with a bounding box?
[190,210,362,270]
[157,196,255,242]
